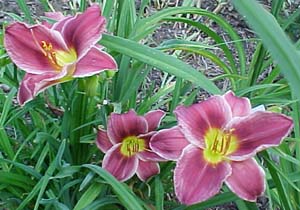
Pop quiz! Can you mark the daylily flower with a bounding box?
[96,110,166,182]
[4,4,117,105]
[150,91,293,205]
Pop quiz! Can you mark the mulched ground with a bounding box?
[1,0,299,209]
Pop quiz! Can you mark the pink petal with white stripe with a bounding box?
[61,4,106,56]
[174,145,231,205]
[150,127,189,160]
[223,91,251,117]
[228,111,293,160]
[174,96,232,148]
[107,110,148,144]
[144,110,165,131]
[102,143,138,182]
[73,47,117,77]
[4,23,68,74]
[17,66,72,105]
[43,11,68,29]
[96,127,113,153]
[45,12,66,21]
[226,158,265,201]
[52,16,72,32]
[138,133,166,162]
[136,160,160,181]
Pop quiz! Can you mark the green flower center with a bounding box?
[120,136,145,157]
[203,128,238,164]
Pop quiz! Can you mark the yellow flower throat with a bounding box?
[120,136,145,157]
[203,128,238,164]
[40,41,77,69]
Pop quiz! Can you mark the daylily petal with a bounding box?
[144,110,165,132]
[226,158,265,201]
[42,21,53,29]
[96,127,113,153]
[136,160,160,182]
[228,111,293,160]
[18,73,55,105]
[61,4,106,56]
[137,132,166,162]
[150,127,189,160]
[138,150,165,162]
[4,23,68,74]
[107,110,148,144]
[224,91,251,117]
[73,46,117,77]
[30,24,69,50]
[174,145,231,205]
[17,66,71,105]
[102,143,139,182]
[43,12,69,29]
[174,96,232,148]
[45,12,66,21]
[52,16,73,32]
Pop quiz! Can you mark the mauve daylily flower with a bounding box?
[4,4,117,105]
[150,91,293,205]
[96,110,166,182]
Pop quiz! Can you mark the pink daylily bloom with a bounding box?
[96,110,166,182]
[150,91,293,205]
[4,4,117,105]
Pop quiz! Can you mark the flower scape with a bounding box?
[1,2,298,209]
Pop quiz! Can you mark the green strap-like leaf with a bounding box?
[100,34,220,95]
[83,164,144,210]
[232,0,300,102]
[74,183,103,210]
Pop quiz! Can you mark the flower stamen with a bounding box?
[204,128,237,164]
[41,41,52,51]
[222,132,232,155]
[210,131,230,155]
[126,138,139,156]
[40,41,59,66]
[120,136,145,157]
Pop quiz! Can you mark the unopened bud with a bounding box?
[85,75,99,97]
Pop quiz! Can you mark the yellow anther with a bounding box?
[40,41,58,65]
[37,39,77,69]
[41,41,47,48]
[41,41,53,52]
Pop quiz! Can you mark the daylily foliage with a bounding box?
[2,3,296,208]
[4,4,117,105]
[150,91,293,205]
